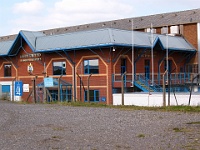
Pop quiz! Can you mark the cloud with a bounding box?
[49,0,134,25]
[8,0,134,35]
[13,0,44,14]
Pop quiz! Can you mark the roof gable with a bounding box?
[8,30,45,56]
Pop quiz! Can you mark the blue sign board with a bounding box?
[15,81,23,96]
[44,77,54,87]
[101,97,106,102]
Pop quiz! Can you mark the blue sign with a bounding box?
[101,97,106,102]
[15,81,23,96]
[44,77,54,87]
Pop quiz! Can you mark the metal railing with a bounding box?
[112,73,195,92]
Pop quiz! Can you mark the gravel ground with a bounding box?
[0,100,199,150]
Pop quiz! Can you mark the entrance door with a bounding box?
[2,85,10,100]
[145,60,150,79]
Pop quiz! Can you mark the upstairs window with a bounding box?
[145,28,156,33]
[53,61,66,75]
[84,59,99,74]
[170,25,179,34]
[4,64,11,77]
[161,27,168,34]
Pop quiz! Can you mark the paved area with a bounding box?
[0,100,199,150]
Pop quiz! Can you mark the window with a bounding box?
[170,26,179,34]
[161,27,168,34]
[84,90,99,102]
[145,28,156,33]
[4,64,11,77]
[84,59,99,74]
[53,61,66,75]
[121,58,126,74]
[145,60,150,79]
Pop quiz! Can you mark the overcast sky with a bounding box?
[0,0,200,36]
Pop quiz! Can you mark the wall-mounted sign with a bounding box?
[23,84,29,92]
[14,81,23,96]
[20,53,41,62]
[44,77,54,87]
[27,63,33,74]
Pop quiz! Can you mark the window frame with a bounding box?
[52,61,66,76]
[84,90,100,102]
[84,59,99,74]
[4,64,12,77]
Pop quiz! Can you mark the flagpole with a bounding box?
[166,26,169,82]
[132,19,134,87]
[151,23,154,85]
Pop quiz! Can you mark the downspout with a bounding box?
[73,63,76,102]
[197,23,200,74]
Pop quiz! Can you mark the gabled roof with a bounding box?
[8,30,45,56]
[158,34,195,51]
[20,30,45,50]
[1,28,196,56]
[0,40,14,56]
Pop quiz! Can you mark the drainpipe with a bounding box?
[76,73,82,102]
[87,73,92,102]
[58,74,63,102]
[73,63,76,102]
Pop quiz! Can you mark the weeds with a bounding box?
[137,134,145,138]
[11,100,200,112]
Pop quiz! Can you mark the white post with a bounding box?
[166,26,169,82]
[151,23,154,85]
[132,19,134,86]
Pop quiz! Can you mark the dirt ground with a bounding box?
[0,100,199,150]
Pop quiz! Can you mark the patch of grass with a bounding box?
[137,134,145,138]
[186,121,200,125]
[172,127,191,132]
[52,127,65,131]
[173,127,183,132]
[59,101,108,108]
[15,100,200,112]
[164,106,200,112]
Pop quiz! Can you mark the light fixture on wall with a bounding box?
[112,47,116,51]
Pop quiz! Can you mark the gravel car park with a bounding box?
[0,100,199,150]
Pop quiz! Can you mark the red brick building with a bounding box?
[0,9,199,104]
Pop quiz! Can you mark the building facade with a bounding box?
[0,9,199,104]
